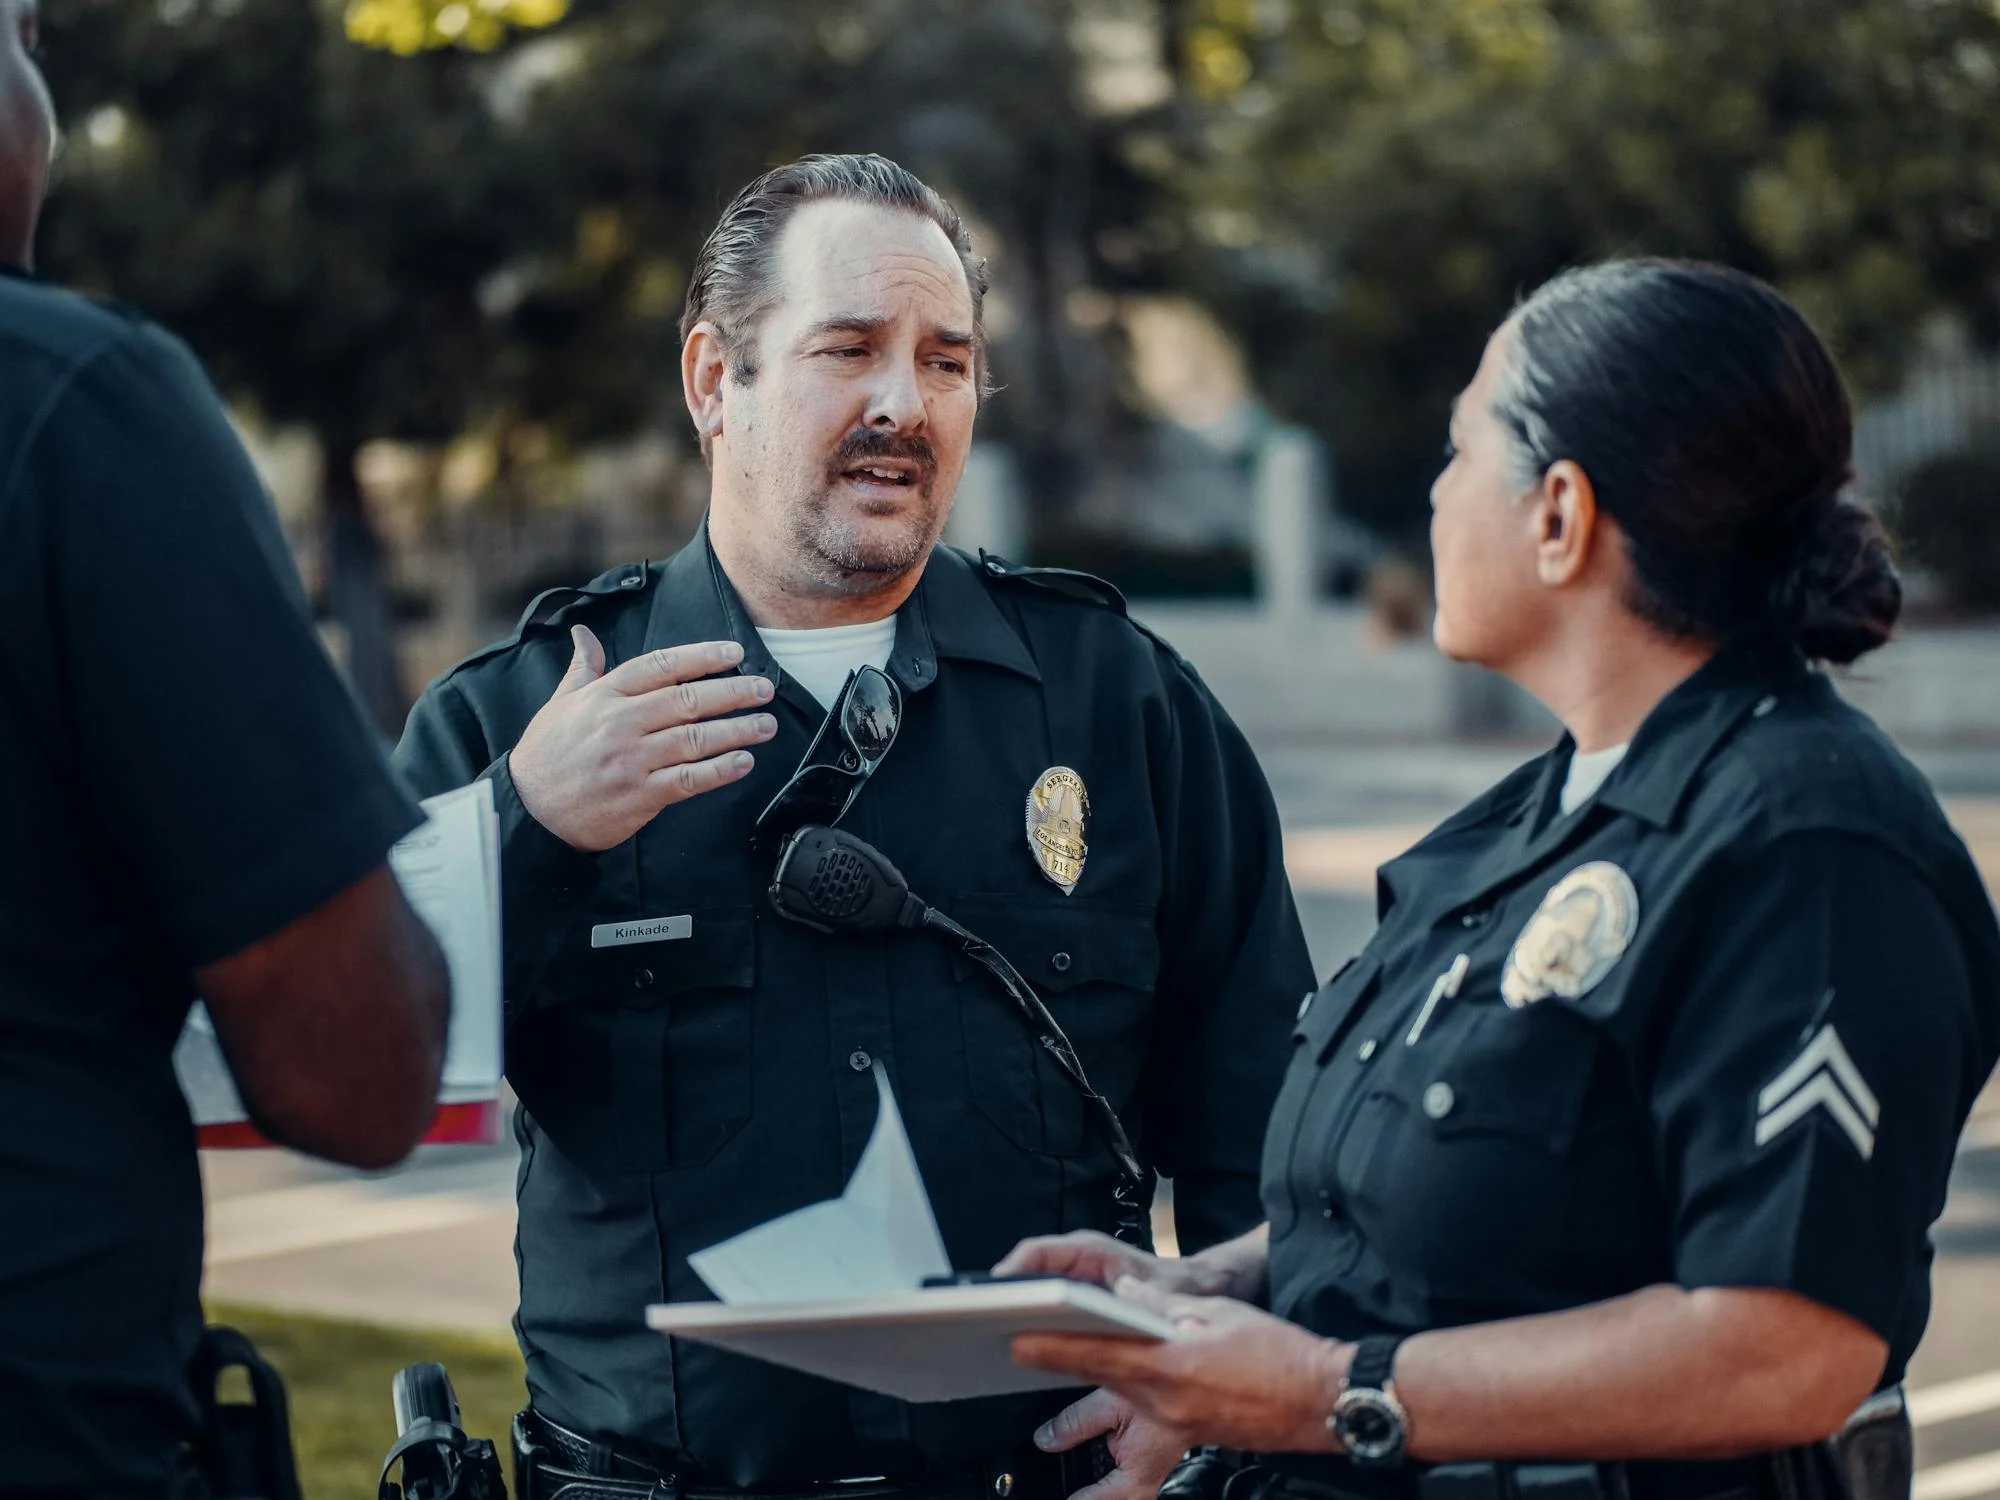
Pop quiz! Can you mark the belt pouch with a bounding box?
[1513,1464,1613,1500]
[1421,1464,1510,1500]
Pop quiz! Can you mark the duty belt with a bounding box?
[513,1411,1078,1500]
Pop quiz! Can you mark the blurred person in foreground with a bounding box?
[395,153,1312,1500]
[1006,261,2000,1500]
[0,1,452,1492]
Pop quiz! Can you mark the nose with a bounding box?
[863,356,926,433]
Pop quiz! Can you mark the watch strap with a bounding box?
[1347,1334,1404,1394]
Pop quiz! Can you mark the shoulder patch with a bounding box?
[437,561,653,681]
[975,550,1127,616]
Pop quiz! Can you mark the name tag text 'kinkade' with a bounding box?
[590,916,694,948]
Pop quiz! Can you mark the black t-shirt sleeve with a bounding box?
[21,322,422,967]
[1653,830,1981,1342]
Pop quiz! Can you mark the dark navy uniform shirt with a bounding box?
[0,272,422,1492]
[1266,642,2000,1416]
[394,527,1313,1486]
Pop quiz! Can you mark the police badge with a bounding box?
[1500,861,1640,1009]
[1026,767,1090,894]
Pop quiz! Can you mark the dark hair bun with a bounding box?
[1768,496,1901,665]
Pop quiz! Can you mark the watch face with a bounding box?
[1333,1389,1407,1465]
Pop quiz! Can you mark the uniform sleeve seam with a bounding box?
[0,322,148,520]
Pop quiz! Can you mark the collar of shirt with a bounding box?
[1380,635,1814,917]
[641,521,1042,715]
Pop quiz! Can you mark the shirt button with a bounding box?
[1460,909,1488,928]
[1423,1081,1456,1119]
[621,573,645,589]
[632,967,654,989]
[1754,694,1778,718]
[848,1049,873,1072]
[1357,1039,1378,1062]
[1050,952,1072,973]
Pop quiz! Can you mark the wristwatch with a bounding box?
[1329,1334,1410,1467]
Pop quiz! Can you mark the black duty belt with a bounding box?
[1163,1450,1770,1500]
[513,1410,1082,1500]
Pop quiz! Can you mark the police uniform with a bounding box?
[1260,639,2000,1498]
[0,270,423,1490]
[393,526,1313,1490]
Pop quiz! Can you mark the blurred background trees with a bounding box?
[35,0,2000,727]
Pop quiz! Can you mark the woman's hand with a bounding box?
[996,1231,1201,1294]
[996,1225,1268,1302]
[1013,1277,1347,1456]
[1033,1387,1190,1500]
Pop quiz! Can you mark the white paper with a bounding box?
[689,1064,951,1303]
[175,779,504,1128]
[386,781,502,1091]
[647,1280,1176,1402]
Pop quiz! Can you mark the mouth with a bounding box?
[837,460,924,491]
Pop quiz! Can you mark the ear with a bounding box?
[1532,459,1599,588]
[682,322,729,449]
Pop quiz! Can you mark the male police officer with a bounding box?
[395,154,1313,1500]
[0,1,453,1491]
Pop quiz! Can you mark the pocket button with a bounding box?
[632,967,654,989]
[1050,952,1072,973]
[1423,1081,1456,1119]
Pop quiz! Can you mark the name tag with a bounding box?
[590,915,693,948]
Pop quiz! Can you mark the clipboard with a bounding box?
[646,1278,1175,1402]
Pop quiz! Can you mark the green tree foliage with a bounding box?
[1153,0,2000,538]
[39,0,548,729]
[36,0,1155,720]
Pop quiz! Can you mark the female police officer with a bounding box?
[1000,260,2000,1500]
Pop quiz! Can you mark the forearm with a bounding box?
[1391,1285,1886,1462]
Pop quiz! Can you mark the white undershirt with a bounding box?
[1560,742,1631,815]
[755,617,899,710]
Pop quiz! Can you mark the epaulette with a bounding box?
[973,549,1127,615]
[440,560,654,678]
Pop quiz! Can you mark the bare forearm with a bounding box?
[1393,1285,1886,1462]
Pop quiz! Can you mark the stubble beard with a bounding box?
[789,479,949,590]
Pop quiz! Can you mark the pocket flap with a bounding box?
[534,906,758,1008]
[945,893,1159,994]
[1298,954,1382,1061]
[1424,1002,1597,1154]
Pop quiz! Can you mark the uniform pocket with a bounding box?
[949,892,1160,1155]
[511,907,757,1173]
[1420,1001,1598,1156]
[1296,955,1382,1059]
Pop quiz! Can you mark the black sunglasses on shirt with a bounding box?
[751,665,903,853]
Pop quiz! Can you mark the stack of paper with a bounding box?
[176,779,506,1147]
[652,1065,1173,1401]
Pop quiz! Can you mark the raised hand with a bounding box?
[509,626,778,852]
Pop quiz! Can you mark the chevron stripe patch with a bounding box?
[1754,1022,1880,1160]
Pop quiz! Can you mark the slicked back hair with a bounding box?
[680,154,992,459]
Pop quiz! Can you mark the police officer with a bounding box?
[393,154,1312,1500]
[0,0,452,1490]
[1006,261,2000,1500]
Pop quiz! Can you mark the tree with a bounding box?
[1150,0,2000,541]
[39,0,560,731]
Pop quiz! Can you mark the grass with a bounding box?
[205,1302,525,1499]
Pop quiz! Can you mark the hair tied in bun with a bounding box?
[1767,493,1901,666]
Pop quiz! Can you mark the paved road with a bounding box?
[200,746,2000,1496]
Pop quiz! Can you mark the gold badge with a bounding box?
[1026,767,1090,894]
[1500,861,1639,1009]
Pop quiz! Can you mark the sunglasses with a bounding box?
[752,665,903,853]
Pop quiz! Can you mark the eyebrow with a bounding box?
[799,314,976,350]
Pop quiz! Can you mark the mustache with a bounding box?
[827,429,937,480]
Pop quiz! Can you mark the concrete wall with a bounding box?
[1133,602,2000,749]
